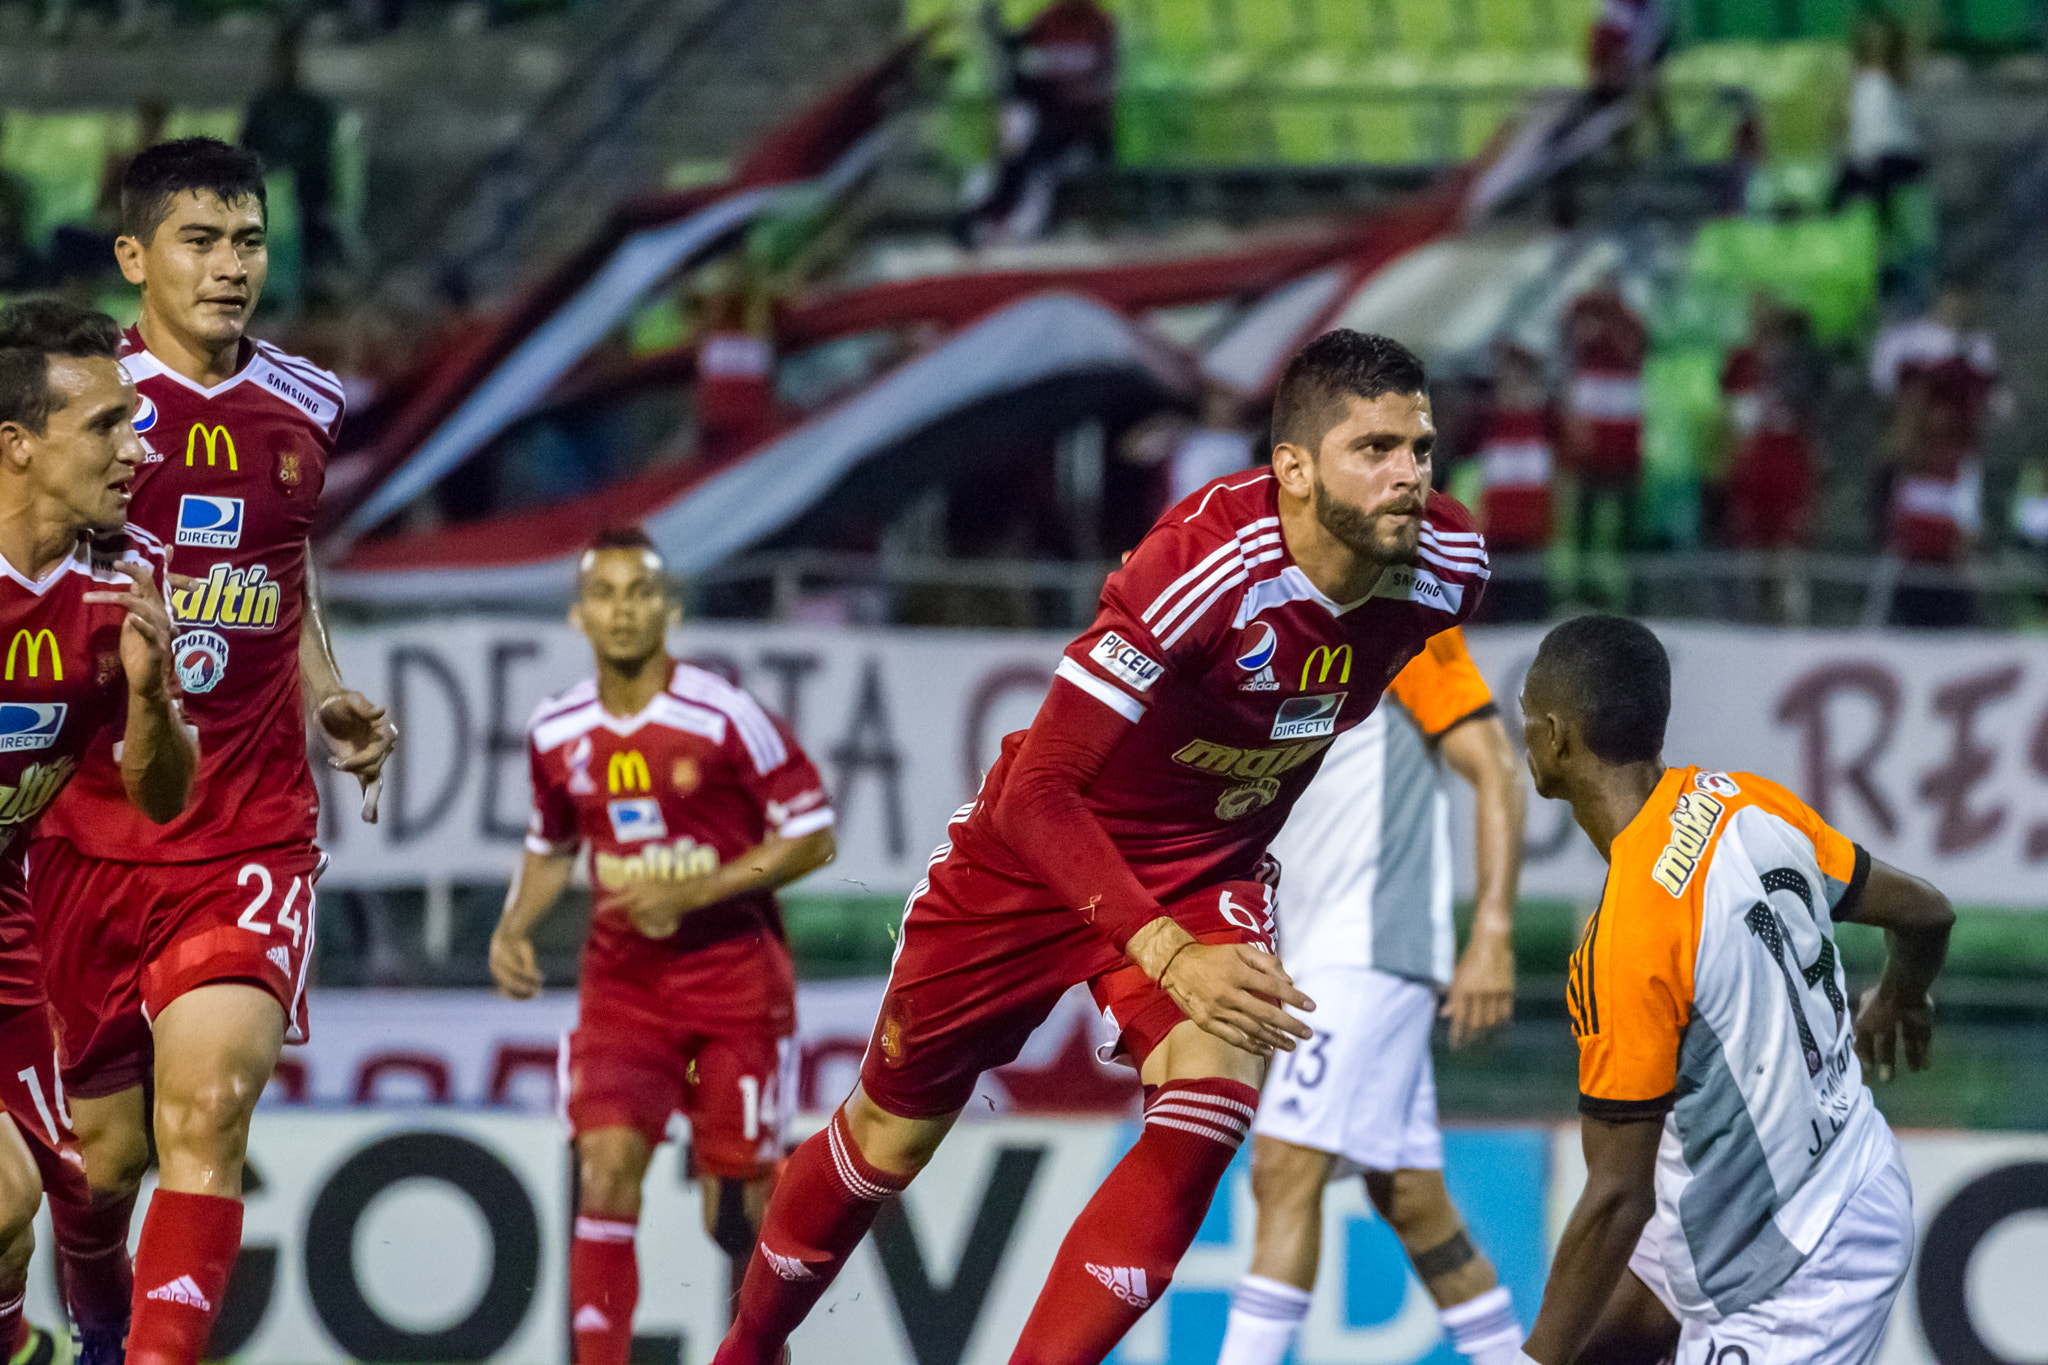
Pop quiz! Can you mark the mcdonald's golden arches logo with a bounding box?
[1300,644,1352,689]
[185,424,238,471]
[607,750,652,794]
[5,629,61,681]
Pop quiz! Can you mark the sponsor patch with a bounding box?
[0,704,65,753]
[1695,770,1741,798]
[171,563,281,630]
[131,392,157,435]
[1088,630,1164,693]
[1235,621,1277,671]
[172,630,230,695]
[1372,563,1464,613]
[1271,692,1345,740]
[175,495,244,549]
[1651,792,1726,896]
[606,797,668,843]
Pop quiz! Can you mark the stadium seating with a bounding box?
[0,108,240,250]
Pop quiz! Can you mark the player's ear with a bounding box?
[1270,440,1314,499]
[113,235,147,287]
[0,421,31,472]
[568,601,585,636]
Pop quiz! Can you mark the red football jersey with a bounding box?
[526,661,833,1034]
[40,332,341,863]
[956,471,1487,908]
[0,530,170,1006]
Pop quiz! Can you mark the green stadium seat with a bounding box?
[1149,0,1222,56]
[1701,0,1788,40]
[1954,0,2042,49]
[1393,0,1458,51]
[1303,0,1379,51]
[1793,0,1856,40]
[1442,50,1529,159]
[1224,0,1300,51]
[0,112,123,249]
[1471,0,1533,49]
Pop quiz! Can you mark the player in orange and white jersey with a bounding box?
[1220,628,1528,1365]
[1514,615,1953,1365]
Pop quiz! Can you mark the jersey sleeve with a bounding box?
[1415,492,1491,629]
[1735,772,1870,920]
[1385,627,1496,737]
[1569,860,1698,1121]
[744,714,835,839]
[524,737,579,858]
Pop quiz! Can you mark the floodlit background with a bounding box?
[6,0,2048,1361]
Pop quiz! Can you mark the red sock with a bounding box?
[51,1187,137,1339]
[1009,1078,1257,1365]
[0,1287,25,1360]
[712,1106,910,1365]
[126,1190,242,1365]
[571,1215,639,1365]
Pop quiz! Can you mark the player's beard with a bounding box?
[1312,472,1423,567]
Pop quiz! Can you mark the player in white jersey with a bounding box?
[1514,615,1952,1365]
[1219,627,1529,1365]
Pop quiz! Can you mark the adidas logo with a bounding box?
[763,1247,816,1282]
[1239,665,1279,692]
[144,1275,210,1310]
[267,945,290,973]
[1084,1263,1150,1308]
[573,1305,611,1332]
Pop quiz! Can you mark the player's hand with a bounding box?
[1855,979,1933,1082]
[315,691,398,823]
[83,561,174,702]
[489,928,543,1000]
[1442,923,1514,1047]
[1161,942,1314,1056]
[614,876,723,940]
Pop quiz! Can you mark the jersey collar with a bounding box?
[120,334,256,399]
[0,539,90,596]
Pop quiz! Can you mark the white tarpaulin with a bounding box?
[321,620,2048,906]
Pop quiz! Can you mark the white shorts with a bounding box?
[1628,1135,1914,1365]
[1251,965,1442,1173]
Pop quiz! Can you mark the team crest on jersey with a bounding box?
[1271,693,1344,740]
[1216,778,1281,820]
[172,630,229,695]
[671,757,700,795]
[1235,622,1279,692]
[1695,770,1741,798]
[276,451,303,492]
[607,797,667,843]
[0,704,66,753]
[1651,791,1726,896]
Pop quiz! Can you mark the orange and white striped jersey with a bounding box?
[1268,628,1497,985]
[1569,765,1890,1321]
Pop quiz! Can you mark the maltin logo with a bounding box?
[175,495,244,549]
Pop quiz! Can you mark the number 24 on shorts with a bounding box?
[236,862,307,947]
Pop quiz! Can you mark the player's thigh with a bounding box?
[0,1011,70,1233]
[685,1033,792,1182]
[565,1022,683,1155]
[29,841,151,1099]
[141,847,323,1048]
[1255,966,1436,1174]
[151,983,287,1152]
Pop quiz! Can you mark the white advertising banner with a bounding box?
[24,1111,2030,1364]
[322,621,2048,905]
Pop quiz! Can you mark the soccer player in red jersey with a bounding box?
[26,140,395,1365]
[713,331,1491,1365]
[0,299,195,1365]
[490,529,836,1365]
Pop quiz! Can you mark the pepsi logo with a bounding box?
[1236,621,1277,672]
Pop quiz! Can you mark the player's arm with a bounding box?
[1841,856,1954,1081]
[489,849,577,1000]
[615,826,836,940]
[299,544,398,820]
[993,677,1313,1056]
[1519,1115,1664,1365]
[1439,711,1525,1045]
[86,560,196,823]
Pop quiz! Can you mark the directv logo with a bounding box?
[0,704,66,753]
[606,797,668,844]
[175,496,244,549]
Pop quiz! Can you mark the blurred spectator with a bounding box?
[1560,272,1648,604]
[693,258,776,458]
[1833,14,1927,302]
[1870,288,2008,626]
[0,121,34,290]
[96,96,168,233]
[1118,383,1258,523]
[1719,296,1822,551]
[1472,339,1554,622]
[241,23,342,275]
[1588,0,1672,101]
[960,0,1116,246]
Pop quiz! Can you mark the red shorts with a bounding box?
[0,1003,89,1209]
[29,840,323,1098]
[858,847,1276,1120]
[563,1003,793,1180]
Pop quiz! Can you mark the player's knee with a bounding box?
[155,1072,261,1156]
[701,1176,761,1262]
[844,1091,949,1177]
[78,1125,150,1199]
[1249,1142,1326,1219]
[0,1216,32,1289]
[1373,1168,1459,1246]
[576,1131,650,1218]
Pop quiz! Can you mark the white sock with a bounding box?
[1440,1285,1523,1365]
[1217,1274,1311,1365]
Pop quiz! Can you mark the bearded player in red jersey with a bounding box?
[0,300,196,1365]
[490,529,836,1365]
[713,331,1489,1365]
[27,140,396,1365]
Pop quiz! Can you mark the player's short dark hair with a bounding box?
[1531,614,1670,764]
[577,526,669,589]
[1271,330,1429,454]
[0,299,123,435]
[121,137,268,243]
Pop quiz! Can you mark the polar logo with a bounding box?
[1235,622,1277,672]
[606,798,667,843]
[0,704,65,752]
[176,496,244,549]
[173,630,230,695]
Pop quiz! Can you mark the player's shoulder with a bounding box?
[526,678,602,752]
[247,340,347,435]
[93,524,171,581]
[1607,768,1727,908]
[1115,471,1283,644]
[666,662,791,768]
[1416,492,1489,584]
